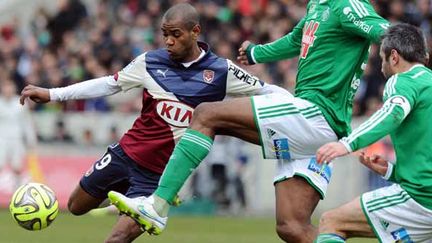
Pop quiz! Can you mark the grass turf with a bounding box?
[0,210,377,243]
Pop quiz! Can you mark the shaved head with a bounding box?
[162,3,199,30]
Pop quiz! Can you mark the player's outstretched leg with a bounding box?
[109,97,257,235]
[105,214,143,243]
[108,191,167,235]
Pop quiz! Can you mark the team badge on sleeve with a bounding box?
[203,70,215,83]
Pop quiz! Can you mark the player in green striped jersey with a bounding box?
[239,0,390,138]
[108,1,390,242]
[315,23,432,243]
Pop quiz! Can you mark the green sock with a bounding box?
[155,129,213,208]
[314,233,346,243]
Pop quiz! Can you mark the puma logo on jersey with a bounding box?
[157,69,169,78]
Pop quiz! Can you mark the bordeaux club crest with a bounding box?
[203,70,215,83]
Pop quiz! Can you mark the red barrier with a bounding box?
[0,155,97,209]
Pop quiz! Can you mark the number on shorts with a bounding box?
[95,154,111,170]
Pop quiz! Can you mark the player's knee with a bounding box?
[191,102,216,127]
[276,220,306,242]
[319,210,339,232]
[67,197,86,216]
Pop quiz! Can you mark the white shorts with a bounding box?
[0,138,25,170]
[361,184,432,242]
[274,158,334,199]
[251,93,338,198]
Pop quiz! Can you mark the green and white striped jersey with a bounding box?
[246,0,389,137]
[343,65,432,209]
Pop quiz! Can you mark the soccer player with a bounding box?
[0,80,37,190]
[107,1,390,242]
[315,23,432,243]
[19,3,285,243]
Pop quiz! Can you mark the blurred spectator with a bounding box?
[203,136,249,213]
[108,125,119,144]
[47,0,88,48]
[0,80,37,189]
[82,128,95,146]
[51,119,74,143]
[1,0,431,140]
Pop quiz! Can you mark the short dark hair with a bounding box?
[381,23,428,64]
[162,3,200,30]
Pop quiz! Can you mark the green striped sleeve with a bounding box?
[248,18,305,63]
[346,99,407,151]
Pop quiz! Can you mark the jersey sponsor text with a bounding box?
[228,64,259,86]
[301,21,320,59]
[343,7,373,33]
[156,100,193,127]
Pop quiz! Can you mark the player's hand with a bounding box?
[20,85,50,105]
[316,142,349,164]
[358,152,388,176]
[237,40,253,65]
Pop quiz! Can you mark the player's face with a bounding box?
[161,19,198,62]
[380,47,393,79]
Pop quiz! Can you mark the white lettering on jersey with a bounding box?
[351,77,361,90]
[343,7,373,33]
[228,63,259,86]
[156,100,193,127]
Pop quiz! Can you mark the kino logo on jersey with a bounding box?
[156,100,193,127]
[273,138,291,160]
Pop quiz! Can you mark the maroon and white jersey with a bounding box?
[115,43,270,173]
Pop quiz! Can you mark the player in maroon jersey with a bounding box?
[20,3,286,242]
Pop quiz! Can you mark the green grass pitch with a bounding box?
[0,210,377,242]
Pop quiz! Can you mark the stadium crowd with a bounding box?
[0,0,431,115]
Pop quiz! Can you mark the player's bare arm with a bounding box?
[237,40,253,65]
[20,85,50,105]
